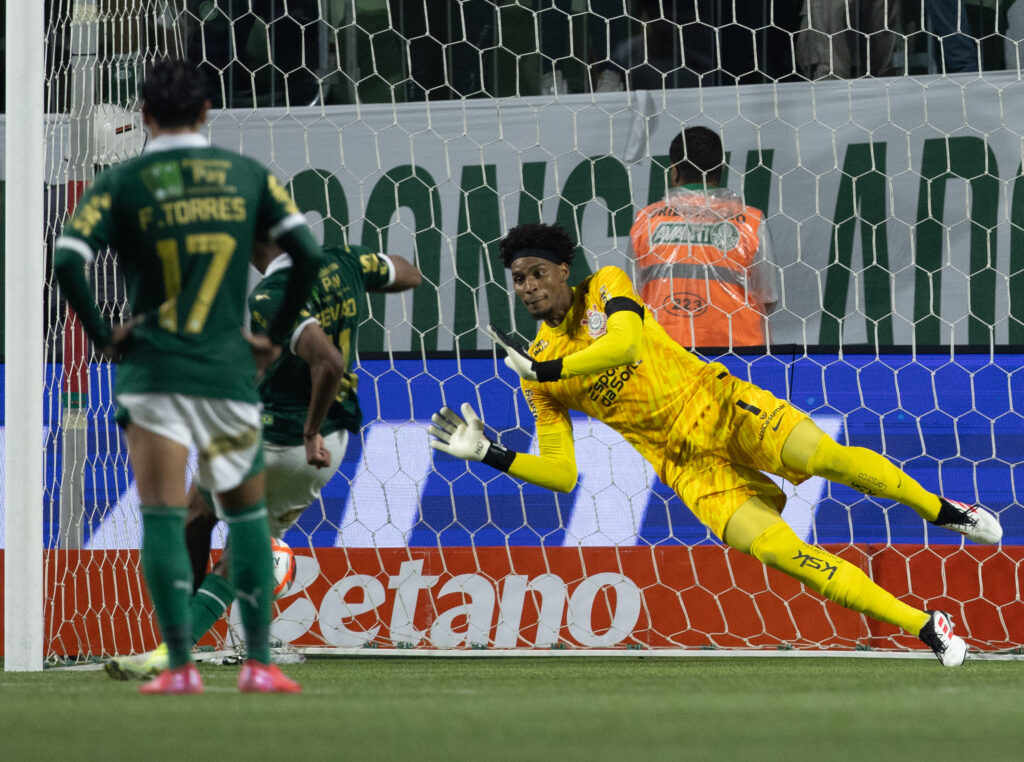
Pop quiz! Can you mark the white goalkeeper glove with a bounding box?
[428,402,515,471]
[486,324,563,382]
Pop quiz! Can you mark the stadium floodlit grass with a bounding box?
[2,656,1022,760]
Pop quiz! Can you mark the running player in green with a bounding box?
[53,59,324,694]
[106,236,421,677]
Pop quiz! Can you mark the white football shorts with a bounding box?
[211,429,349,537]
[117,392,262,494]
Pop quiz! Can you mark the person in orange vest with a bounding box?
[630,126,779,349]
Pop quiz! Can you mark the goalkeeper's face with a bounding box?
[509,256,572,324]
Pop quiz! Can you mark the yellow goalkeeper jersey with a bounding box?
[522,266,707,474]
[520,265,808,537]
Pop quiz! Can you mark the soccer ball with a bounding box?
[271,538,297,599]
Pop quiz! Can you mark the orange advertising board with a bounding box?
[3,546,1021,658]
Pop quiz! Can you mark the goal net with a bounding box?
[6,1,1023,664]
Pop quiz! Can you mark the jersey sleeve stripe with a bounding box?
[290,316,319,354]
[269,212,309,241]
[604,296,645,319]
[376,252,397,287]
[54,236,96,264]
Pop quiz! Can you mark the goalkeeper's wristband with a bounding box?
[532,358,563,383]
[481,441,516,472]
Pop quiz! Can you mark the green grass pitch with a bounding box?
[2,656,1022,760]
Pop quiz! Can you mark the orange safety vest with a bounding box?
[630,187,768,348]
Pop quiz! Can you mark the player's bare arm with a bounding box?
[371,253,422,293]
[294,321,346,468]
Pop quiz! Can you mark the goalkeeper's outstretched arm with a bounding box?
[429,403,577,492]
[488,303,644,382]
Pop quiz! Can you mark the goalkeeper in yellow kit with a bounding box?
[429,222,1002,667]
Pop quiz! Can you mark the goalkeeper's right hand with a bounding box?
[429,402,516,472]
[429,403,492,461]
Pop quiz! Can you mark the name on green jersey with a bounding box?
[138,196,247,231]
[315,297,358,327]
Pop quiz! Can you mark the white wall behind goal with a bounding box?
[10,72,1024,350]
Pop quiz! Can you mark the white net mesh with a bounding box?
[20,1,1024,661]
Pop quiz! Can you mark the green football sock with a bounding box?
[223,500,273,664]
[190,572,235,645]
[140,506,193,669]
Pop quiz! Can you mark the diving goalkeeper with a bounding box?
[428,222,1002,667]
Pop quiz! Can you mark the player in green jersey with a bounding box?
[104,236,421,677]
[53,59,325,694]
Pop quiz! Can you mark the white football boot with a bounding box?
[918,610,968,667]
[934,498,1002,544]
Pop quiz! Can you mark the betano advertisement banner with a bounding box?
[27,544,1023,656]
[5,72,1024,350]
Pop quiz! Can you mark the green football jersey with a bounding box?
[250,244,392,445]
[56,134,308,402]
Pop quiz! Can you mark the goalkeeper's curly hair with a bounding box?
[498,223,577,268]
[141,59,208,129]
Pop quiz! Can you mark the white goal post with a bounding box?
[4,2,1023,669]
[3,0,46,672]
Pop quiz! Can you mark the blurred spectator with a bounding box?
[609,0,713,90]
[388,0,497,100]
[187,0,322,107]
[629,126,780,349]
[797,0,902,79]
[920,0,980,72]
[1005,0,1024,71]
[538,0,629,94]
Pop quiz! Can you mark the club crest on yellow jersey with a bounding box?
[582,307,607,338]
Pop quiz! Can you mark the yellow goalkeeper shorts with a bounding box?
[661,362,812,540]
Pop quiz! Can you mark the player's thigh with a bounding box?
[718,373,810,483]
[263,430,348,537]
[122,423,192,506]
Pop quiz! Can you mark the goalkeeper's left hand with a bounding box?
[487,324,564,383]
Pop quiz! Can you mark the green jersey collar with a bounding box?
[144,133,209,153]
[263,253,293,278]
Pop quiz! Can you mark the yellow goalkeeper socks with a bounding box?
[749,522,930,636]
[804,435,942,522]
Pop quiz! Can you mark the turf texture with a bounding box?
[1,656,1021,760]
